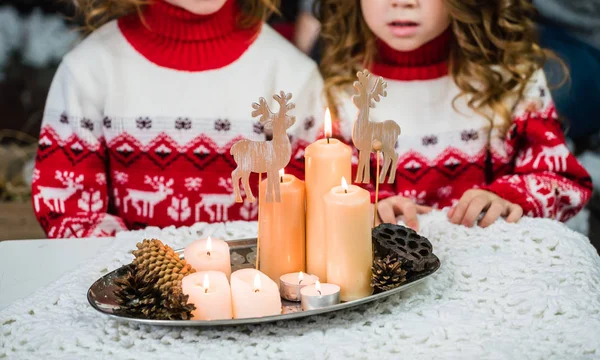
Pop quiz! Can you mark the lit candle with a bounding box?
[184,237,232,279]
[305,108,352,281]
[258,168,306,282]
[323,177,373,301]
[279,271,319,302]
[230,269,281,319]
[300,280,341,310]
[181,271,233,320]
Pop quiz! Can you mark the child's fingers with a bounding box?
[478,201,504,228]
[377,201,396,224]
[416,205,432,214]
[396,198,419,231]
[449,194,476,225]
[461,196,490,227]
[505,204,523,223]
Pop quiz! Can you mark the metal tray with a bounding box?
[88,238,440,327]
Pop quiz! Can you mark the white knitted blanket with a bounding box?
[2,211,600,360]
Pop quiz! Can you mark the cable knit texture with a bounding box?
[1,211,600,359]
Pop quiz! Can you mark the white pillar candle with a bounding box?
[181,271,232,321]
[230,269,281,319]
[184,237,231,279]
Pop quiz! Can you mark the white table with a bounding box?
[1,214,599,359]
[0,237,114,310]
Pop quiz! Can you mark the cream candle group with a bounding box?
[323,177,373,301]
[230,269,281,319]
[258,170,306,282]
[184,237,231,279]
[181,271,232,321]
[305,109,352,281]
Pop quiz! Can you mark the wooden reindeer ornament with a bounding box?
[352,70,401,185]
[230,91,295,204]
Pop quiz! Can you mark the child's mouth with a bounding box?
[388,21,419,37]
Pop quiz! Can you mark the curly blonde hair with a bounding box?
[74,0,279,33]
[319,0,560,130]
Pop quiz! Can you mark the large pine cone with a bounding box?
[132,239,195,297]
[113,239,196,320]
[371,254,407,292]
[372,224,437,273]
[113,265,194,320]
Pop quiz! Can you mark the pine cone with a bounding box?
[372,223,437,273]
[371,254,407,292]
[113,239,196,320]
[132,239,195,298]
[113,265,161,318]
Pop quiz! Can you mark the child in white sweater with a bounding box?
[33,0,324,238]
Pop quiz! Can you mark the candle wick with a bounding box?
[254,289,259,293]
[207,251,211,256]
[327,137,330,144]
[344,189,348,194]
[204,288,208,294]
[299,279,303,285]
[317,290,322,296]
[280,176,283,183]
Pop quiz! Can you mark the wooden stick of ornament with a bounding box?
[230,91,296,268]
[351,70,401,227]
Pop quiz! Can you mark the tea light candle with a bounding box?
[184,237,231,279]
[181,271,232,321]
[230,269,281,319]
[300,280,341,311]
[323,177,373,301]
[279,271,319,302]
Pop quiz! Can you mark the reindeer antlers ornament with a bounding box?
[231,91,295,204]
[351,70,401,227]
[352,70,401,185]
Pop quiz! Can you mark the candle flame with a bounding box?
[324,108,332,138]
[253,274,261,292]
[203,273,210,293]
[206,236,212,253]
[298,271,304,284]
[341,176,349,191]
[279,168,285,177]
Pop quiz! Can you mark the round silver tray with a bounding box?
[87,238,440,327]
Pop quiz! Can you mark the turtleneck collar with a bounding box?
[370,27,453,81]
[118,0,260,71]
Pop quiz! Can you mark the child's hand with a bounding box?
[448,189,523,227]
[374,195,432,231]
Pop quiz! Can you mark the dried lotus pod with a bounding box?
[372,223,437,273]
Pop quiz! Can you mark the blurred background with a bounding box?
[0,0,598,248]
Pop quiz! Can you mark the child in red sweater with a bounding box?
[33,0,324,238]
[319,0,592,230]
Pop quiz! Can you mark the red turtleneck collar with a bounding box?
[118,0,260,71]
[370,28,453,81]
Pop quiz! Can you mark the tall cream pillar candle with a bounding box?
[323,177,373,301]
[305,109,352,281]
[258,169,306,282]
